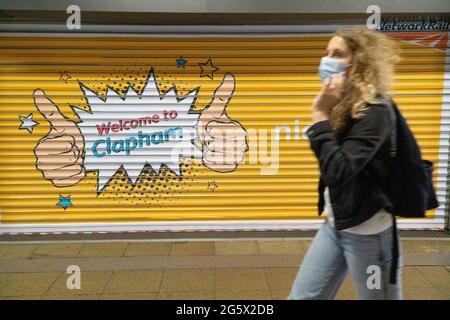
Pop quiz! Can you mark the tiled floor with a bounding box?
[0,239,448,300]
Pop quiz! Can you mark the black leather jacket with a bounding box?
[306,98,395,230]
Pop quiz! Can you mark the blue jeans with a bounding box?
[288,219,403,300]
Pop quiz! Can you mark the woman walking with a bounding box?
[288,27,403,300]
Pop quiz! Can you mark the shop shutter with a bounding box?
[0,30,448,233]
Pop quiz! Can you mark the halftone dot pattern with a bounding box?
[99,159,205,205]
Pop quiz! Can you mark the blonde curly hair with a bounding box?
[329,27,401,132]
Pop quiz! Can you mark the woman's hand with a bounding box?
[311,74,346,124]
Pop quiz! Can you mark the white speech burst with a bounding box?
[74,70,202,192]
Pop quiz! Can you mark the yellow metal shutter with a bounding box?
[0,31,448,233]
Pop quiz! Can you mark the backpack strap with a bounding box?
[386,98,400,285]
[387,99,397,158]
[389,215,399,284]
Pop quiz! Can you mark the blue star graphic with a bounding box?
[56,195,72,210]
[176,56,187,68]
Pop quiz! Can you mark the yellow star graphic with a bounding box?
[59,71,71,83]
[198,58,219,80]
[207,181,218,191]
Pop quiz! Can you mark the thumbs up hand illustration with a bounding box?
[197,73,248,172]
[33,89,86,187]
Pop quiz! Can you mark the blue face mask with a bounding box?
[318,56,349,83]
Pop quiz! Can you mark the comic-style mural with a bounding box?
[0,33,448,230]
[33,70,247,192]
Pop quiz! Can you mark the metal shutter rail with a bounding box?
[0,32,448,233]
